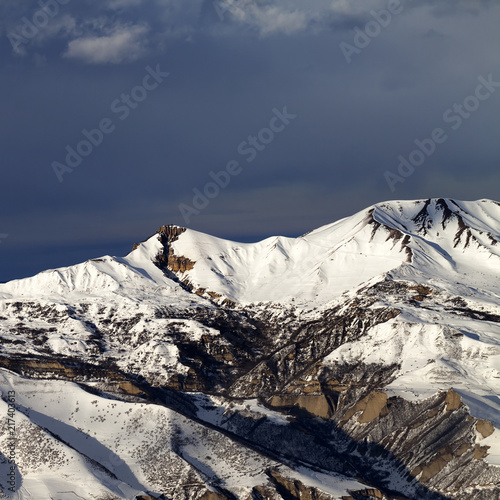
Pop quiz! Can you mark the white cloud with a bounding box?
[209,0,366,36]
[212,0,307,35]
[231,4,309,35]
[64,23,149,64]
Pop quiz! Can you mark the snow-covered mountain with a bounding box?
[4,198,500,305]
[1,198,500,499]
[151,198,500,304]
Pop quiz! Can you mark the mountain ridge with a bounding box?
[138,198,500,305]
[3,197,500,304]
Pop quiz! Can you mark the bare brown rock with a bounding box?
[476,419,495,439]
[474,445,490,460]
[199,490,228,500]
[165,370,207,392]
[268,394,333,419]
[157,225,187,241]
[410,285,433,295]
[285,379,323,394]
[252,485,280,500]
[267,469,334,500]
[154,225,196,274]
[342,392,389,424]
[445,389,462,411]
[168,254,195,273]
[119,381,144,395]
[419,454,453,482]
[324,379,348,393]
[0,356,128,381]
[343,489,385,499]
[454,442,472,457]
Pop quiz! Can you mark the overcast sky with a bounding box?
[1,0,499,281]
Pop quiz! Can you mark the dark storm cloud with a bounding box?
[1,0,499,281]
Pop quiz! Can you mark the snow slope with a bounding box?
[0,370,364,499]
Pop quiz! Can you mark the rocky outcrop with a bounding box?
[154,225,229,300]
[476,419,495,439]
[365,209,413,263]
[198,490,229,500]
[227,301,401,398]
[268,394,334,419]
[119,381,145,395]
[266,469,335,500]
[155,225,196,275]
[1,273,499,499]
[342,489,387,500]
[445,389,462,411]
[341,392,389,425]
[157,225,187,241]
[0,355,125,382]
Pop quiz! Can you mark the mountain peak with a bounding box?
[157,224,187,241]
[4,199,500,306]
[154,225,195,276]
[140,198,500,304]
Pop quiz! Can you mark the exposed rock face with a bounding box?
[266,469,335,500]
[365,209,413,263]
[155,225,196,275]
[1,276,499,499]
[158,225,187,240]
[476,420,495,439]
[227,301,401,399]
[119,381,145,395]
[268,394,334,419]
[198,490,229,500]
[445,389,462,411]
[154,225,226,299]
[342,489,387,500]
[2,284,498,499]
[341,392,389,424]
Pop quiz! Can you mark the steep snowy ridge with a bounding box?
[164,203,411,304]
[0,235,179,300]
[1,198,500,499]
[3,198,500,305]
[157,198,500,304]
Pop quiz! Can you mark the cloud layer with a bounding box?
[64,23,149,63]
[5,0,497,62]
